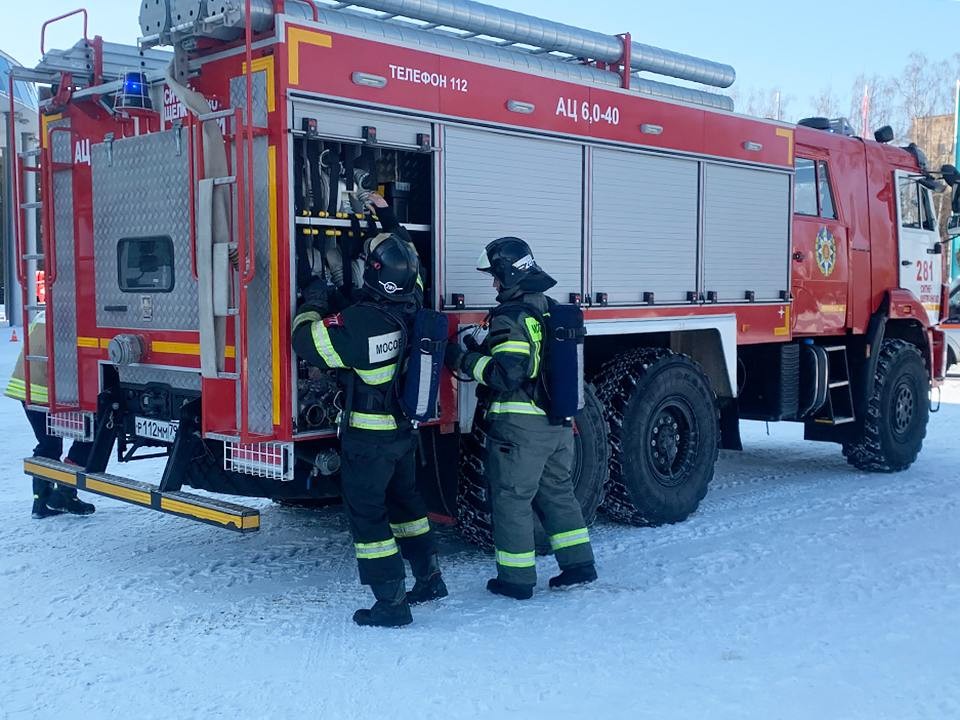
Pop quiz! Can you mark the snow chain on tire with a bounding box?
[594,347,719,526]
[842,338,928,473]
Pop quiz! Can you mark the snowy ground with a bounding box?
[0,333,958,720]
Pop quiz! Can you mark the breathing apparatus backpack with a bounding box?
[379,306,449,425]
[495,298,587,424]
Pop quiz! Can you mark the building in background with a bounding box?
[0,50,40,326]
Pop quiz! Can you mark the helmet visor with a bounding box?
[476,248,492,273]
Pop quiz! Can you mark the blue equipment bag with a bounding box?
[397,309,449,424]
[538,301,586,423]
[510,299,586,424]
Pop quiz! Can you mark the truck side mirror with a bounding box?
[948,214,960,238]
[942,164,960,187]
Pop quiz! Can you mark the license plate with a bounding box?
[134,416,179,443]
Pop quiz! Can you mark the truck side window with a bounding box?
[817,162,836,220]
[794,158,836,219]
[898,177,922,229]
[920,187,936,232]
[794,158,817,215]
[117,236,175,293]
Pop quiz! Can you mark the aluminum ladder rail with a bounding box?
[8,66,49,412]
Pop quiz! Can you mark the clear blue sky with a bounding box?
[2,0,959,120]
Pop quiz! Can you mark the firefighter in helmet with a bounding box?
[5,315,96,518]
[292,235,447,627]
[444,237,597,599]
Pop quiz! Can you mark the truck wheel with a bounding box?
[456,384,609,551]
[842,339,928,472]
[594,348,718,526]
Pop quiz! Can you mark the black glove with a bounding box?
[444,343,466,371]
[464,334,481,353]
[301,278,329,314]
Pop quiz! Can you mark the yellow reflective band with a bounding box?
[349,412,398,431]
[390,517,431,538]
[293,310,321,332]
[311,322,346,369]
[487,401,546,417]
[496,549,536,568]
[355,363,397,386]
[524,316,542,379]
[355,538,400,560]
[416,275,424,290]
[471,356,491,384]
[492,341,531,356]
[5,378,48,402]
[549,528,591,551]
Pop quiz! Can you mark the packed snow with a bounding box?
[0,333,957,720]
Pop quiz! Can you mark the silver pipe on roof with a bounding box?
[298,5,734,110]
[140,0,734,109]
[343,0,736,88]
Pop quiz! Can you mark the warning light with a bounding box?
[116,71,152,110]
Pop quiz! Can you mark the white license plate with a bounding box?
[134,416,179,443]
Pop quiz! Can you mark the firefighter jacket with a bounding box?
[461,292,548,419]
[5,318,48,403]
[292,301,412,432]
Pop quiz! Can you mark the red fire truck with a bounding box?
[9,0,948,544]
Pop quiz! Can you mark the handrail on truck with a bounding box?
[41,8,89,55]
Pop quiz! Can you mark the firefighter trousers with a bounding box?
[484,415,594,587]
[339,428,437,586]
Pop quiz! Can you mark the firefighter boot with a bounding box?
[353,580,414,628]
[406,552,448,606]
[31,478,65,519]
[486,578,534,600]
[47,485,96,516]
[549,563,598,589]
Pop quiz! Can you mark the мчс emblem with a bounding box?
[815,227,837,277]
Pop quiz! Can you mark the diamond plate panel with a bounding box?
[51,128,79,405]
[230,72,268,128]
[92,130,198,331]
[118,365,201,392]
[50,120,72,164]
[231,72,273,434]
[241,138,274,434]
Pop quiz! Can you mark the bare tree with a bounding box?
[848,74,898,139]
[810,86,842,119]
[737,87,793,120]
[894,52,951,141]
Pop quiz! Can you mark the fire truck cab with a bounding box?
[10,0,947,543]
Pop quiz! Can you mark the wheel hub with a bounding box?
[648,400,696,488]
[892,381,915,437]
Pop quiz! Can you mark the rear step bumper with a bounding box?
[24,458,260,533]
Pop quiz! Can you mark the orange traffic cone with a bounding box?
[10,329,18,342]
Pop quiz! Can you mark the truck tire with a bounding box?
[842,339,928,472]
[594,348,718,526]
[456,384,609,551]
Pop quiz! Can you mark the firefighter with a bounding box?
[444,237,597,599]
[5,317,96,518]
[292,235,447,627]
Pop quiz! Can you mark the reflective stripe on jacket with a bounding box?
[461,293,548,419]
[292,302,409,432]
